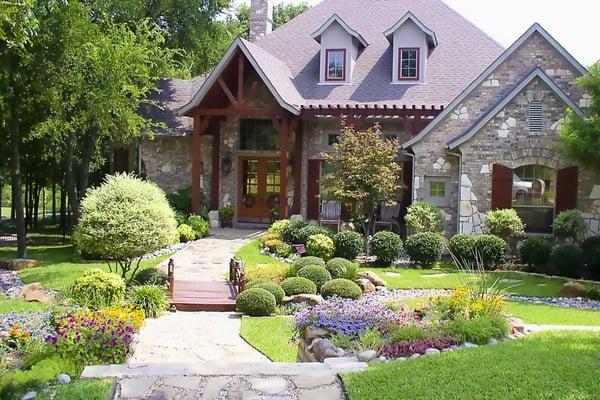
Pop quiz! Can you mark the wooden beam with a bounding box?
[192,114,208,214]
[218,78,238,107]
[243,81,259,105]
[237,53,244,104]
[196,107,280,117]
[276,115,290,219]
[211,128,220,210]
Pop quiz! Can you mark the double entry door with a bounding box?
[238,156,281,223]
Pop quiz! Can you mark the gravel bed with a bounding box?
[505,295,600,311]
[140,243,186,261]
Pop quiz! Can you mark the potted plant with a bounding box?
[270,205,280,222]
[219,205,235,228]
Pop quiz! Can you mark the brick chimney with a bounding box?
[249,0,273,42]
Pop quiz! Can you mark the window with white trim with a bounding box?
[424,176,450,206]
[325,49,346,81]
[398,48,419,80]
[528,101,543,132]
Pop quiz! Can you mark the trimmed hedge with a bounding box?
[178,224,195,243]
[306,234,335,261]
[333,230,363,260]
[297,225,332,245]
[236,288,277,316]
[553,210,586,242]
[326,257,354,279]
[294,256,326,269]
[475,234,507,269]
[448,234,477,264]
[320,278,362,300]
[519,237,552,270]
[247,281,286,304]
[550,244,584,279]
[297,265,332,290]
[405,232,444,267]
[370,231,403,266]
[280,277,317,296]
[282,220,309,244]
[69,269,125,309]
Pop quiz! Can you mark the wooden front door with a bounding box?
[238,157,281,222]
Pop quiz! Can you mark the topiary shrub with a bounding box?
[519,237,552,270]
[582,236,600,279]
[299,226,332,245]
[405,232,444,267]
[280,277,317,296]
[246,279,271,288]
[484,209,524,241]
[306,234,335,261]
[297,265,332,290]
[247,281,286,304]
[550,244,584,278]
[268,219,290,235]
[294,256,326,269]
[333,230,363,260]
[236,288,277,316]
[126,284,170,318]
[282,220,309,244]
[587,286,600,300]
[178,224,195,243]
[448,234,477,264]
[320,278,362,300]
[326,258,354,279]
[262,237,287,254]
[187,215,210,239]
[475,234,507,269]
[69,269,126,308]
[404,201,443,234]
[73,173,178,283]
[369,231,403,266]
[553,210,587,242]
[133,268,168,287]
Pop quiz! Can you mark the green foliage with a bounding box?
[178,224,195,243]
[519,237,552,269]
[126,285,170,318]
[475,235,508,269]
[268,219,290,235]
[357,328,387,352]
[439,314,510,345]
[582,236,600,277]
[449,234,477,264]
[297,265,332,290]
[344,262,360,281]
[559,62,600,174]
[73,174,178,283]
[69,269,125,308]
[404,201,443,234]
[586,286,600,300]
[186,215,210,239]
[248,281,286,305]
[550,244,584,278]
[369,231,403,265]
[320,278,362,300]
[389,325,433,343]
[280,277,317,296]
[133,268,168,287]
[37,379,114,400]
[298,225,332,245]
[275,243,293,258]
[405,233,444,267]
[306,234,335,261]
[166,187,192,216]
[553,210,587,242]
[245,263,291,284]
[333,230,363,260]
[326,258,354,279]
[294,256,326,270]
[236,288,277,316]
[281,220,308,244]
[484,209,524,240]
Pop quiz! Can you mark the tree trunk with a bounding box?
[59,177,66,232]
[77,129,98,203]
[52,181,56,224]
[64,131,78,230]
[33,182,40,229]
[10,93,26,258]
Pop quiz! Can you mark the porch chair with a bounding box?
[374,203,401,232]
[319,200,342,232]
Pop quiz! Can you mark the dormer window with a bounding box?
[399,48,419,80]
[326,49,346,81]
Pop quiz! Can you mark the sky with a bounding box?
[235,0,600,66]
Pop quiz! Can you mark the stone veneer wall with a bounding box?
[412,32,589,236]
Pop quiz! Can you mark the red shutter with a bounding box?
[491,164,513,209]
[555,166,579,213]
[307,160,321,220]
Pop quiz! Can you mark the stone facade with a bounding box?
[249,0,273,42]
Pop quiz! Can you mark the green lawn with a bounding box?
[0,295,48,313]
[37,379,114,400]
[240,316,297,362]
[235,240,292,282]
[342,330,600,400]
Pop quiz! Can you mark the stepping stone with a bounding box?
[291,373,336,389]
[119,377,156,398]
[298,386,344,400]
[248,377,288,394]
[499,278,522,284]
[421,273,448,278]
[163,376,203,390]
[202,377,232,400]
[384,272,400,277]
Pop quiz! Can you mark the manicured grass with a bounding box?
[235,240,291,283]
[506,302,600,326]
[0,245,171,291]
[240,316,297,362]
[0,295,48,313]
[37,379,114,400]
[342,330,600,400]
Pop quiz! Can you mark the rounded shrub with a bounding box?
[186,215,210,239]
[294,256,326,269]
[73,173,178,283]
[550,244,584,278]
[405,232,444,267]
[484,209,524,241]
[297,265,332,290]
[127,284,170,318]
[178,224,195,243]
[582,236,600,278]
[246,279,271,288]
[299,226,332,245]
[275,243,293,258]
[370,231,403,266]
[280,277,317,296]
[262,237,287,254]
[475,234,507,269]
[248,281,285,304]
[133,268,168,287]
[448,234,477,264]
[281,220,309,244]
[519,237,552,270]
[236,288,277,316]
[333,230,363,260]
[306,234,335,261]
[553,210,587,242]
[268,219,290,235]
[326,257,354,279]
[404,201,443,234]
[69,269,126,309]
[320,278,362,300]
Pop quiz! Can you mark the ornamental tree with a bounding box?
[322,124,402,250]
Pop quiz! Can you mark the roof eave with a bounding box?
[311,14,369,48]
[383,11,438,47]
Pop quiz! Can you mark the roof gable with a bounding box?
[311,14,368,48]
[447,67,585,148]
[403,23,587,148]
[384,11,437,47]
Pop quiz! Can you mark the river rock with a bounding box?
[356,278,375,293]
[57,373,71,384]
[357,271,387,287]
[357,350,377,362]
[0,259,39,271]
[311,339,339,362]
[558,282,587,298]
[304,326,331,341]
[22,283,55,304]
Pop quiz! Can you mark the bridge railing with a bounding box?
[229,257,246,295]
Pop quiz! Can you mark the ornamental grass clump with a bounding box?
[68,269,126,309]
[126,285,170,318]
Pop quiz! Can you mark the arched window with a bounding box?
[512,165,556,233]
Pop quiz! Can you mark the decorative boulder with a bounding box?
[281,294,323,306]
[21,283,55,304]
[356,278,376,293]
[304,326,331,341]
[0,259,39,271]
[310,339,339,362]
[357,271,387,287]
[558,281,587,298]
[507,316,525,334]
